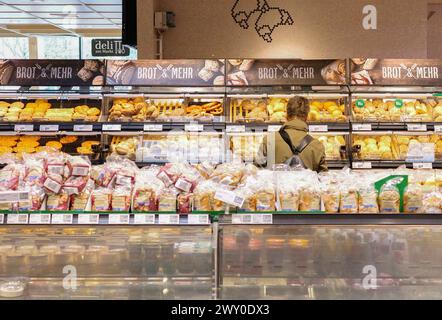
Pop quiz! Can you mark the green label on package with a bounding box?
[356,100,365,108]
[395,99,404,108]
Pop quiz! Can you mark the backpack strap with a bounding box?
[279,127,314,155]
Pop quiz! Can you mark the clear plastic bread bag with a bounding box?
[276,171,300,212]
[321,181,340,213]
[298,172,321,212]
[404,183,423,213]
[357,180,380,214]
[339,181,359,214]
[422,190,442,214]
[193,180,215,212]
[254,170,276,212]
[379,179,401,214]
[132,168,165,212]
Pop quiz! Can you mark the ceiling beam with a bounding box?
[0,24,28,37]
[78,0,119,28]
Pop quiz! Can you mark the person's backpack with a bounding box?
[279,127,315,169]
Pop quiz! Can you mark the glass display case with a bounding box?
[217,218,442,300]
[0,225,214,300]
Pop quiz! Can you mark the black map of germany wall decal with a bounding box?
[231,0,294,43]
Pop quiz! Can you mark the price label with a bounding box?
[251,214,273,224]
[353,162,372,169]
[40,124,59,132]
[0,214,3,224]
[353,124,372,131]
[144,124,163,132]
[51,214,73,225]
[29,214,51,224]
[413,163,433,169]
[185,124,204,132]
[407,124,427,131]
[14,124,34,132]
[309,125,328,132]
[232,214,253,224]
[188,214,210,225]
[133,214,155,225]
[226,125,246,133]
[268,125,282,132]
[78,214,100,225]
[7,214,28,225]
[0,191,29,203]
[175,178,193,193]
[435,125,442,133]
[108,214,130,225]
[103,124,122,131]
[158,214,180,225]
[214,189,245,207]
[74,124,93,132]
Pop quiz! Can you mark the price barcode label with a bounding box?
[158,214,180,225]
[435,125,442,133]
[103,124,122,131]
[268,125,282,132]
[0,214,3,224]
[40,124,59,132]
[185,124,204,132]
[188,214,210,225]
[108,214,130,225]
[51,214,73,225]
[226,125,246,133]
[14,124,34,132]
[251,214,273,224]
[413,162,433,169]
[353,124,372,131]
[7,214,28,225]
[74,124,93,132]
[309,125,328,132]
[353,162,372,169]
[232,214,253,224]
[133,214,155,225]
[144,124,163,132]
[175,178,192,193]
[214,189,245,208]
[29,214,51,224]
[78,214,100,225]
[407,124,427,131]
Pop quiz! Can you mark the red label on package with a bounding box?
[47,165,65,175]
[72,166,90,176]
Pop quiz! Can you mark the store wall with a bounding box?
[137,0,159,59]
[137,0,429,59]
[428,3,442,58]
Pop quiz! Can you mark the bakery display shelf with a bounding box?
[0,122,103,133]
[217,213,442,225]
[351,121,442,132]
[308,121,350,132]
[351,160,442,169]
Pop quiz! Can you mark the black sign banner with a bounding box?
[0,60,105,86]
[92,39,130,57]
[225,59,347,86]
[106,60,226,86]
[350,58,442,85]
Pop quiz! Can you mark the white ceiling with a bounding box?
[0,0,122,37]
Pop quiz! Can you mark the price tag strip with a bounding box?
[108,214,130,225]
[187,214,210,225]
[0,214,3,224]
[413,163,433,169]
[353,162,372,169]
[7,214,29,225]
[133,214,155,225]
[226,125,246,133]
[185,124,204,132]
[353,123,372,131]
[309,125,328,132]
[14,124,34,132]
[40,124,59,132]
[103,124,122,132]
[51,214,73,225]
[29,214,51,224]
[158,214,180,225]
[251,214,273,224]
[407,124,427,131]
[232,214,253,224]
[268,125,282,132]
[78,214,100,225]
[74,124,93,132]
[144,124,163,132]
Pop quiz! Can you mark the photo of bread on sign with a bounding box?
[0,60,13,85]
[231,0,268,29]
[255,6,294,43]
[106,60,136,85]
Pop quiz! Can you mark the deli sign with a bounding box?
[92,39,130,57]
[350,59,442,85]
